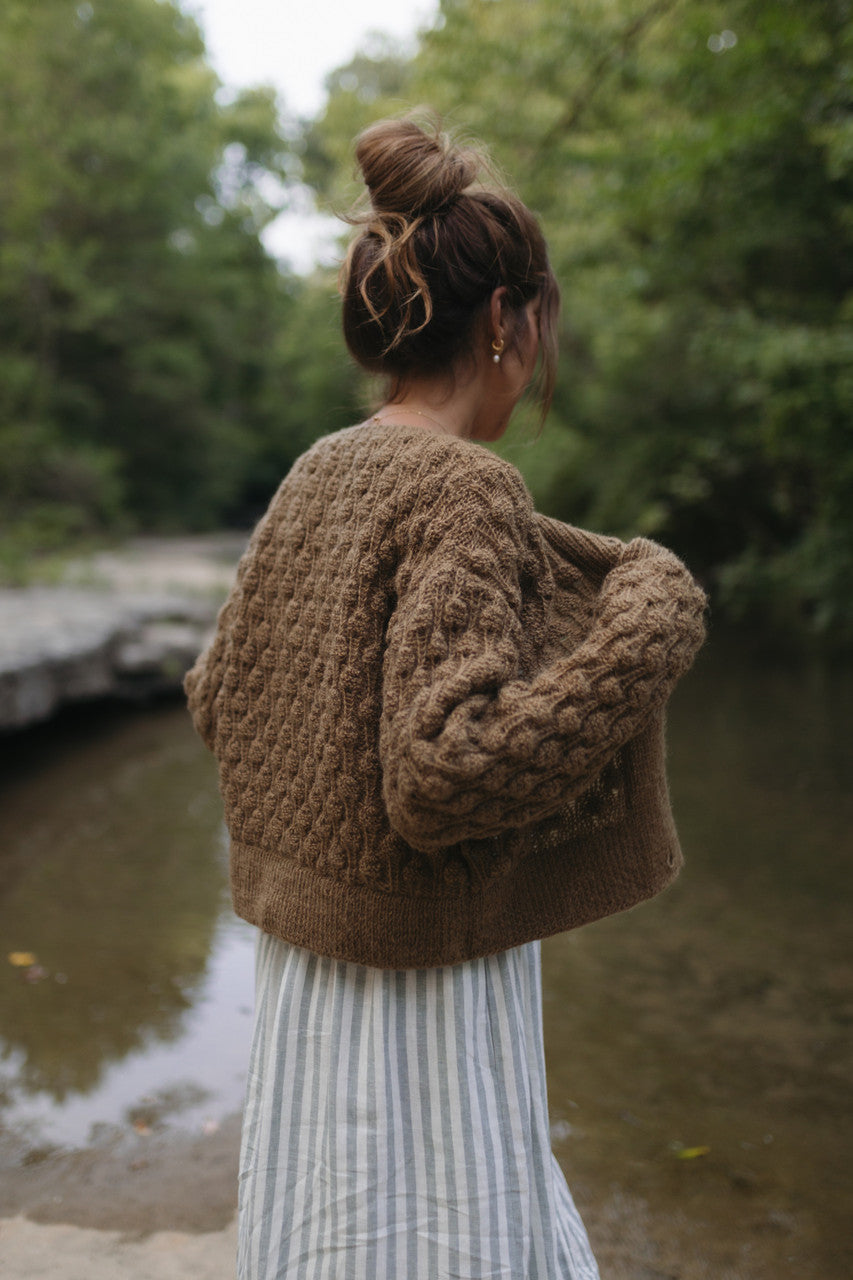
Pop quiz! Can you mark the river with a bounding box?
[0,640,850,1278]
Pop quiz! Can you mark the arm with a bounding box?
[183,604,232,751]
[379,464,706,852]
[183,529,261,749]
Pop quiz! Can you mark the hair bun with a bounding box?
[355,118,479,217]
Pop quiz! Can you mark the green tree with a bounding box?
[300,37,414,207]
[304,0,853,645]
[0,0,304,569]
[412,0,853,643]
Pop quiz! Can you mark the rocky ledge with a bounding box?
[0,535,245,732]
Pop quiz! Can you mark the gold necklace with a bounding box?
[372,408,456,436]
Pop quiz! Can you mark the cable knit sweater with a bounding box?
[184,419,706,968]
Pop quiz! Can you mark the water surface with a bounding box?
[0,644,850,1277]
[0,701,255,1151]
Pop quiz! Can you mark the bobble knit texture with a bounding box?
[185,420,707,968]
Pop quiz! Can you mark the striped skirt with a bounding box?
[238,931,600,1280]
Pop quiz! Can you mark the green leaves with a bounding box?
[4,0,851,643]
[0,0,327,570]
[403,0,853,645]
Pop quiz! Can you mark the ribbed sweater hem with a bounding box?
[230,820,682,970]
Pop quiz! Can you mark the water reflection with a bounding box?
[542,640,853,1278]
[0,645,851,1275]
[0,701,253,1145]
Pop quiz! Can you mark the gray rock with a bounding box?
[0,537,243,731]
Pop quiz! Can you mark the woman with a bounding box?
[185,117,706,1280]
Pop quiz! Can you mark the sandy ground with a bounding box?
[0,1113,795,1280]
[0,1217,238,1280]
[0,1116,241,1279]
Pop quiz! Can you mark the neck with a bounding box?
[374,374,511,443]
[374,394,469,439]
[373,406,460,438]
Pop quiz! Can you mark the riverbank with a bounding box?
[0,1217,238,1280]
[0,1114,241,1261]
[0,535,244,731]
[0,1113,764,1280]
[2,573,850,1279]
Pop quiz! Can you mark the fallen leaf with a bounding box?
[8,952,37,967]
[675,1145,711,1160]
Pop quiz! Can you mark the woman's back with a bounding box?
[187,419,704,969]
[184,113,706,1278]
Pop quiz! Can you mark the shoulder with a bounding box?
[371,422,534,519]
[295,419,533,528]
[381,429,536,566]
[309,419,528,486]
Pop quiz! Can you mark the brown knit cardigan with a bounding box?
[184,419,706,968]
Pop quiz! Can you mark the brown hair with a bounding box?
[339,116,559,416]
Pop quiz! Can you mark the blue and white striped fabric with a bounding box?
[238,931,600,1280]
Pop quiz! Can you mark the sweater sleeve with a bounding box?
[379,461,706,852]
[183,532,257,749]
[183,595,235,751]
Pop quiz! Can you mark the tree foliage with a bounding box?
[0,0,360,572]
[3,0,852,646]
[307,0,853,645]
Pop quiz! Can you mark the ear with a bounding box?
[489,285,508,341]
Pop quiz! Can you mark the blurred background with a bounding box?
[3,0,852,640]
[1,2,851,1278]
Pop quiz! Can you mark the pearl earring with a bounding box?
[491,336,504,364]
